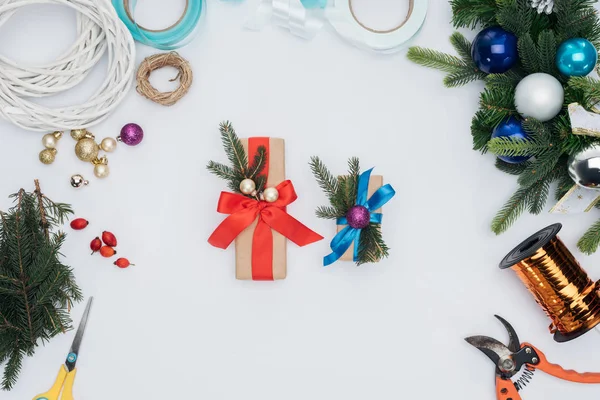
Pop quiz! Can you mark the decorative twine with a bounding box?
[136,52,193,106]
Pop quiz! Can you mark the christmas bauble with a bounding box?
[346,205,370,229]
[239,178,256,195]
[70,129,89,141]
[514,73,564,122]
[42,131,61,149]
[119,123,144,146]
[39,148,57,164]
[556,38,598,77]
[263,187,279,203]
[568,145,600,189]
[70,174,89,188]
[471,26,518,74]
[491,116,532,164]
[100,137,117,152]
[75,138,99,162]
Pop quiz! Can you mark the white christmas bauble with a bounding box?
[263,187,279,203]
[514,73,564,122]
[94,163,110,178]
[239,178,256,195]
[100,137,117,152]
[42,133,58,149]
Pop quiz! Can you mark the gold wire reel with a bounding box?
[499,223,600,342]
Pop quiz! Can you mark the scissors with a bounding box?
[33,297,93,400]
[466,315,600,400]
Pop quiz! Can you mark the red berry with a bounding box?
[90,237,102,255]
[114,258,134,269]
[100,246,117,258]
[102,231,117,247]
[70,218,89,230]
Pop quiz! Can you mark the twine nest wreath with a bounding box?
[136,52,193,106]
[0,0,135,132]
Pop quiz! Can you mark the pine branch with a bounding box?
[356,224,389,265]
[450,31,473,60]
[479,88,516,127]
[517,147,562,187]
[316,206,342,220]
[518,33,539,73]
[206,161,238,181]
[471,111,494,152]
[247,145,267,179]
[309,156,339,201]
[450,0,498,29]
[445,69,487,87]
[578,218,600,254]
[491,186,530,234]
[406,47,468,73]
[485,72,521,90]
[495,158,531,175]
[219,121,248,174]
[487,136,548,157]
[537,30,558,76]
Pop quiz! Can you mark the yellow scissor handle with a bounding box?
[32,365,77,400]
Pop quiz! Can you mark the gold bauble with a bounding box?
[70,129,89,141]
[75,138,99,162]
[39,148,57,165]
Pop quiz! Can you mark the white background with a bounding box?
[1,1,600,399]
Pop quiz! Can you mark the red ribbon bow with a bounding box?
[208,180,323,280]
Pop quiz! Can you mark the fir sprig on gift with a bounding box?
[310,157,389,265]
[0,180,82,390]
[207,121,267,197]
[407,0,600,253]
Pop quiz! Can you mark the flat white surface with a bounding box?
[1,1,600,399]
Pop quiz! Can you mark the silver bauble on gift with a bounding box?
[568,145,600,189]
[514,73,564,122]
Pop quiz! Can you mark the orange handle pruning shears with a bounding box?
[466,315,600,400]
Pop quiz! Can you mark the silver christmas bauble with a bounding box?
[514,73,564,122]
[263,187,279,203]
[70,174,89,188]
[239,178,256,195]
[568,145,600,189]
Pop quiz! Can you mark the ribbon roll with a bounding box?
[245,0,326,39]
[112,0,205,49]
[324,168,395,266]
[326,0,428,53]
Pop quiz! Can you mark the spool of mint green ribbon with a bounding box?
[112,0,204,49]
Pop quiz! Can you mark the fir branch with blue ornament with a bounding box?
[309,157,396,266]
[407,0,600,254]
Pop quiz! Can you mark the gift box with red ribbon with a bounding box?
[208,136,323,280]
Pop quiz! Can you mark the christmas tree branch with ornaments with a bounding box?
[408,0,600,254]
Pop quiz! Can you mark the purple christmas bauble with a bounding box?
[119,123,144,146]
[346,205,370,229]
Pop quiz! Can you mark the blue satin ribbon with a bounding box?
[301,0,327,8]
[112,0,204,49]
[323,168,395,266]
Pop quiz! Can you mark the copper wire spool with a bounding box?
[500,223,600,342]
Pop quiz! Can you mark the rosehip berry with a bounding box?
[70,218,89,230]
[90,237,102,255]
[102,231,117,247]
[114,258,135,268]
[100,246,117,258]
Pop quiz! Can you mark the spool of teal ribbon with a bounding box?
[112,0,204,49]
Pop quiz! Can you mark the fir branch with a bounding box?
[555,165,574,200]
[479,88,516,127]
[485,72,521,90]
[487,136,548,157]
[578,218,600,255]
[471,111,494,152]
[449,31,473,60]
[537,30,558,76]
[491,186,530,235]
[450,0,498,29]
[206,161,238,181]
[445,69,487,87]
[495,158,531,175]
[357,224,389,265]
[219,121,248,174]
[247,145,267,179]
[517,147,562,187]
[518,33,539,73]
[406,47,468,73]
[309,157,340,201]
[316,206,342,220]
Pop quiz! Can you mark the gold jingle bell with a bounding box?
[39,148,57,165]
[75,138,99,162]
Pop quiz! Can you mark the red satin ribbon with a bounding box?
[208,180,323,280]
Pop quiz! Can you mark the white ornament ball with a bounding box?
[514,73,564,122]
[100,137,117,153]
[42,133,58,149]
[94,163,110,179]
[239,178,256,195]
[263,187,279,203]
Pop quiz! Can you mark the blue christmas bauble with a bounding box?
[491,117,532,164]
[556,38,598,76]
[472,26,518,74]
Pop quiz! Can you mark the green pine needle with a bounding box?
[578,218,600,255]
[357,224,389,265]
[247,145,267,179]
[219,121,248,174]
[449,31,473,60]
[494,159,531,175]
[491,186,530,235]
[406,47,468,73]
[309,156,340,201]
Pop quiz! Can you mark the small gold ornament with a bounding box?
[92,157,110,178]
[75,138,99,162]
[263,187,279,203]
[70,129,90,141]
[42,131,62,149]
[39,148,57,165]
[239,178,256,195]
[100,137,117,153]
[70,174,89,188]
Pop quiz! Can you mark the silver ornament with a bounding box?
[531,0,553,14]
[263,187,279,203]
[70,174,89,188]
[568,145,600,190]
[514,73,564,122]
[239,178,256,195]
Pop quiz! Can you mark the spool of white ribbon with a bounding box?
[244,0,428,53]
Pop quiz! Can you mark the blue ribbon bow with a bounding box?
[324,168,395,266]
